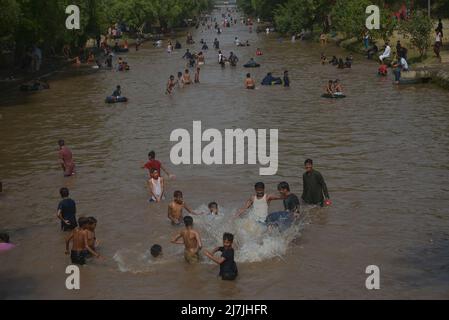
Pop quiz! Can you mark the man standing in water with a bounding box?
[58,139,75,177]
[301,159,330,207]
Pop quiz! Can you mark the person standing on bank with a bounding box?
[301,159,330,207]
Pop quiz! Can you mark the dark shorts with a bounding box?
[71,250,88,265]
[62,224,76,232]
[221,272,237,281]
[265,211,294,231]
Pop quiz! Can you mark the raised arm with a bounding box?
[171,232,184,244]
[204,250,225,265]
[235,198,253,217]
[195,232,203,250]
[160,164,173,178]
[183,202,199,215]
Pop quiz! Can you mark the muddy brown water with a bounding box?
[1,9,449,299]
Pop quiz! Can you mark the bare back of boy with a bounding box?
[181,229,201,263]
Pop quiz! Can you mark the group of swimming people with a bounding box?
[322,54,353,69]
[143,152,331,279]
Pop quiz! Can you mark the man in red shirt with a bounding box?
[142,151,174,178]
[58,140,75,177]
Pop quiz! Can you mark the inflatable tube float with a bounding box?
[243,62,260,68]
[321,93,346,98]
[0,243,15,252]
[105,96,128,103]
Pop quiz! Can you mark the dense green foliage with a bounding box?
[399,10,433,57]
[0,0,213,61]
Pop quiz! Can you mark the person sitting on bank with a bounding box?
[379,41,391,63]
[301,159,330,207]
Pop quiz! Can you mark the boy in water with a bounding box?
[150,244,162,258]
[65,217,101,265]
[182,69,191,85]
[235,182,281,223]
[177,72,183,88]
[148,168,165,202]
[204,232,238,280]
[166,75,176,94]
[142,150,174,179]
[86,217,98,253]
[266,182,300,231]
[58,139,75,177]
[325,80,334,95]
[245,73,256,89]
[171,216,203,263]
[194,67,200,83]
[57,187,77,231]
[208,202,218,215]
[168,191,198,225]
[333,79,343,95]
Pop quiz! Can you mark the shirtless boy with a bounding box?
[168,191,198,225]
[65,217,101,265]
[171,216,203,263]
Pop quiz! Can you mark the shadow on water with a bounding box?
[394,232,449,290]
[0,271,38,299]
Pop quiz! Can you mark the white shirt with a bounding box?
[383,45,391,57]
[252,194,268,222]
[400,57,408,70]
[436,32,442,42]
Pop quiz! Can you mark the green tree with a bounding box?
[0,0,21,50]
[331,0,371,39]
[398,10,433,58]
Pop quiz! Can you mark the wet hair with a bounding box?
[177,72,182,77]
[208,202,218,209]
[174,190,183,198]
[170,75,174,79]
[78,217,89,227]
[0,233,10,243]
[88,217,97,224]
[150,244,162,257]
[246,73,251,77]
[59,187,69,198]
[150,168,158,174]
[58,139,65,147]
[185,69,189,73]
[277,181,290,191]
[184,215,193,226]
[223,232,234,242]
[148,151,155,159]
[254,182,265,190]
[304,159,313,165]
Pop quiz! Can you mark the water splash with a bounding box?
[193,204,305,263]
[113,204,307,273]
